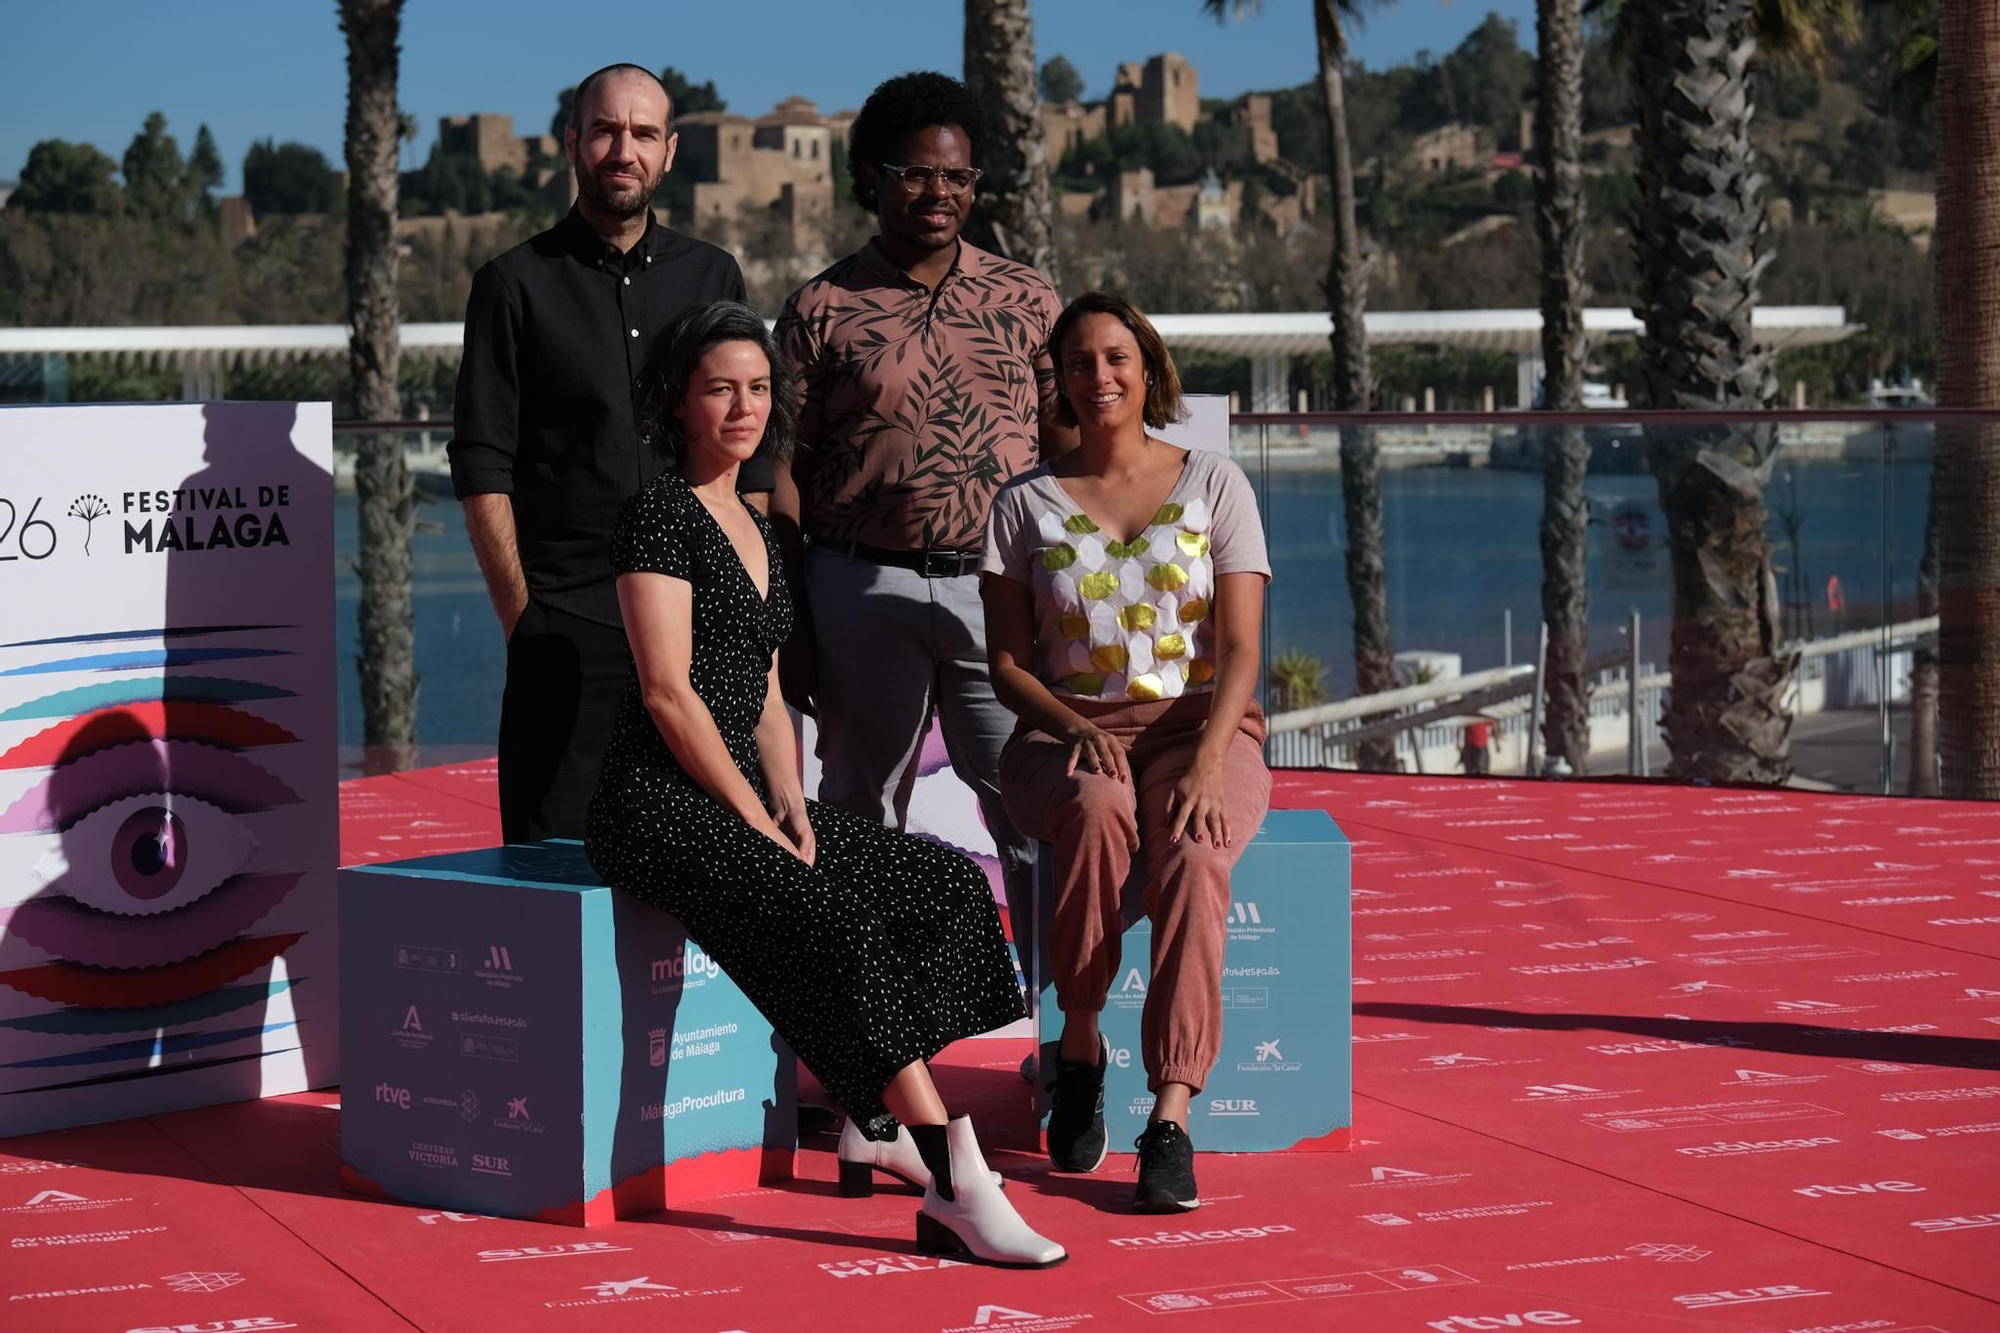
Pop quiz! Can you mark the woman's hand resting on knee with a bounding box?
[767,795,818,866]
[1064,721,1130,782]
[1164,757,1234,848]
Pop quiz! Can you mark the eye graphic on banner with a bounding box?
[0,660,309,1020]
[0,402,336,1135]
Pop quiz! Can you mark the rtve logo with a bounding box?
[1793,1180,1924,1198]
[374,1082,412,1110]
[1425,1314,1578,1331]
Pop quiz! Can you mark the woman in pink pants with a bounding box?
[979,291,1272,1214]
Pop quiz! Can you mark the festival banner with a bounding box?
[0,401,338,1135]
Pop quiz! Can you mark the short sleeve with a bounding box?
[774,293,824,457]
[610,484,693,581]
[980,478,1034,583]
[1207,457,1271,580]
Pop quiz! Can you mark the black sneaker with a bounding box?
[1044,1036,1108,1172]
[1133,1120,1198,1212]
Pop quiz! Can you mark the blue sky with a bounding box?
[1,0,1541,189]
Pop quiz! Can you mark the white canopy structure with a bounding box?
[0,307,1858,409]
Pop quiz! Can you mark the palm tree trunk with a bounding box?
[1935,0,2000,799]
[340,0,418,769]
[962,0,1061,285]
[1313,0,1392,771]
[1629,0,1794,785]
[1535,0,1591,774]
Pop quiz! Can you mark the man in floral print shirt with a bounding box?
[771,71,1070,966]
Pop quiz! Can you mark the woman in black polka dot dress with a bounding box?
[584,302,1064,1269]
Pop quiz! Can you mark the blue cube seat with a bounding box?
[1034,808,1351,1152]
[339,839,795,1226]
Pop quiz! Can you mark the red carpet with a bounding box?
[2,764,1997,1331]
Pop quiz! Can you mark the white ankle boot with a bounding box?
[915,1117,1066,1269]
[836,1119,1002,1197]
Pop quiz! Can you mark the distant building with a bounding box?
[437,113,558,182]
[675,98,838,250]
[1108,54,1198,135]
[1229,95,1278,165]
[1195,169,1233,231]
[1111,166,1241,231]
[1410,123,1483,174]
[1042,99,1109,166]
[218,195,257,245]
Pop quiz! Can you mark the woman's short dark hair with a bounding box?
[846,71,985,210]
[634,301,796,467]
[1047,291,1187,431]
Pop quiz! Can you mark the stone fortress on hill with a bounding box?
[353,50,1555,265]
[397,53,1392,253]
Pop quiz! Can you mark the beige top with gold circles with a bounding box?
[981,447,1271,702]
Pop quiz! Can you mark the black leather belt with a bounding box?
[815,537,980,578]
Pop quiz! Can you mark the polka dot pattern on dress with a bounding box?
[586,471,1024,1139]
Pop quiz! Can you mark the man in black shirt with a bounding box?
[450,62,768,843]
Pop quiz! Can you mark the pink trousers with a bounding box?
[1000,693,1271,1093]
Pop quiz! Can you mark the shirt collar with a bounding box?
[857,236,990,292]
[559,204,663,273]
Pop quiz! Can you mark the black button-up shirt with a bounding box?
[449,207,771,628]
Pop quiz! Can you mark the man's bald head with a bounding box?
[571,63,673,130]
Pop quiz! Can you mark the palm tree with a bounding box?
[1535,0,1591,774]
[339,0,418,769]
[1205,0,1396,770]
[1933,0,2000,799]
[963,0,1061,285]
[1624,0,1853,784]
[1874,0,1941,796]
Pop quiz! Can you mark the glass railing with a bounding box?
[334,412,1974,796]
[1229,409,1954,796]
[332,424,499,775]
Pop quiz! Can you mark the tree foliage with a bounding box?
[660,66,726,116]
[1039,54,1084,104]
[122,112,188,220]
[10,139,122,216]
[242,138,340,215]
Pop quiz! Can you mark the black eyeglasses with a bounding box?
[876,162,983,195]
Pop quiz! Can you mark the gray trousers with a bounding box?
[805,543,1035,953]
